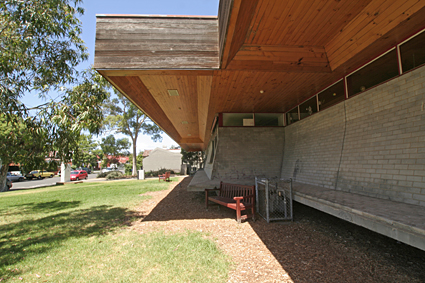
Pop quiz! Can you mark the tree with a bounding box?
[181,149,202,167]
[72,134,100,168]
[100,135,130,157]
[104,93,162,175]
[1,0,87,118]
[0,1,109,191]
[99,134,130,167]
[129,151,144,169]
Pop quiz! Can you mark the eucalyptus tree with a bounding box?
[0,0,109,191]
[104,93,163,175]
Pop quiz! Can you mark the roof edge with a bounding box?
[96,14,218,20]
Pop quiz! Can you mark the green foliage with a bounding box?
[103,93,163,175]
[96,171,113,178]
[0,0,111,191]
[72,134,101,168]
[181,149,202,166]
[100,134,130,157]
[97,170,124,178]
[0,0,87,117]
[0,114,48,175]
[128,151,143,172]
[105,171,124,180]
[124,163,133,175]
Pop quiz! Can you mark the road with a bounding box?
[10,173,99,190]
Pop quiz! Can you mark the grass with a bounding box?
[0,178,230,282]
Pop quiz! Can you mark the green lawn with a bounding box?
[0,179,230,282]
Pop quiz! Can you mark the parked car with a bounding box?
[70,170,88,181]
[25,170,55,180]
[76,167,92,174]
[7,172,25,182]
[3,178,12,191]
[101,167,117,173]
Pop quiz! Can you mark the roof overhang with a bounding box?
[94,0,425,151]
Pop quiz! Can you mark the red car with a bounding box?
[70,170,88,181]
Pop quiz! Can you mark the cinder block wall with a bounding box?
[281,103,346,188]
[210,127,285,182]
[281,66,425,206]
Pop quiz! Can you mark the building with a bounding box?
[142,148,182,173]
[94,1,425,250]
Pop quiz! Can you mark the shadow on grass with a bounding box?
[141,177,425,283]
[0,200,81,217]
[0,205,140,278]
[141,177,237,222]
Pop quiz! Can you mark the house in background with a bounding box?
[94,0,425,251]
[142,148,182,173]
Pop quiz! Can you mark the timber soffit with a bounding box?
[94,0,425,151]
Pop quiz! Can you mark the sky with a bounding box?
[24,0,219,152]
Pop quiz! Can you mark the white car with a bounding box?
[7,172,25,182]
[101,167,117,173]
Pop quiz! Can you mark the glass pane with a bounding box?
[347,49,399,97]
[222,113,254,126]
[286,107,299,125]
[400,31,425,73]
[318,80,345,110]
[254,113,284,126]
[299,96,318,119]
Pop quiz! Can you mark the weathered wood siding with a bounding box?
[218,0,233,65]
[95,16,219,69]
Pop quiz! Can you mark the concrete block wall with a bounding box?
[210,127,285,182]
[281,103,346,188]
[281,65,425,206]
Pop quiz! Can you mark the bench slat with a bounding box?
[205,181,255,223]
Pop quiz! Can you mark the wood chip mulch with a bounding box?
[129,177,425,283]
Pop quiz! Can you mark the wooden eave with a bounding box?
[94,0,425,151]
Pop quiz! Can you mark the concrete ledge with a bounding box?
[293,182,425,251]
[187,169,220,191]
[56,181,83,185]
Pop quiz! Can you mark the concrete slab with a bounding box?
[187,169,220,191]
[187,169,255,191]
[292,182,425,251]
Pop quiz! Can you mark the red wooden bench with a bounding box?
[205,182,255,224]
[158,171,171,182]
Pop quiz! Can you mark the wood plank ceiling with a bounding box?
[94,0,425,151]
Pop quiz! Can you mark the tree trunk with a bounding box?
[132,140,137,176]
[0,163,10,192]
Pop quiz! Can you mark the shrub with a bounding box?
[97,171,116,178]
[124,164,133,175]
[144,168,175,177]
[105,171,124,180]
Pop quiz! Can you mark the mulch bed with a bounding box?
[129,177,425,283]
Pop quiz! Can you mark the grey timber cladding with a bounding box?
[94,16,220,69]
[218,0,232,64]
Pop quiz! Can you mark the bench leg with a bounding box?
[205,193,209,210]
[236,205,241,224]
